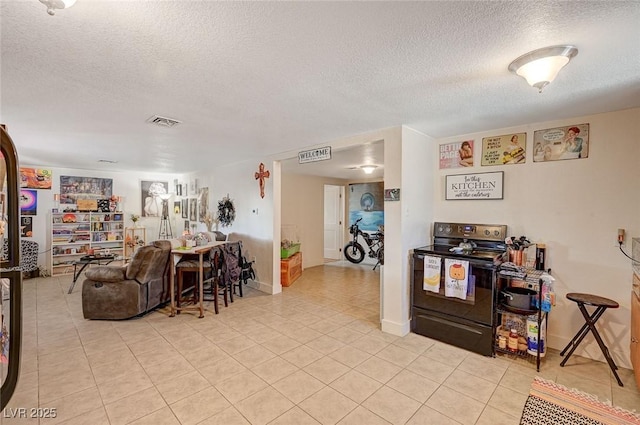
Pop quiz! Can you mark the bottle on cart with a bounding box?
[508,329,519,353]
[498,335,507,350]
[527,315,546,357]
[536,244,546,271]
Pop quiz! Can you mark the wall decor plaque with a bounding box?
[533,123,589,162]
[481,133,527,166]
[445,171,504,200]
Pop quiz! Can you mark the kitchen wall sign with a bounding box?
[439,140,474,169]
[533,123,589,162]
[481,133,527,166]
[445,171,504,200]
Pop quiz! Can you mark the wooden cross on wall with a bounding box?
[255,162,270,199]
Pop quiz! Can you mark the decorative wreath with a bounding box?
[216,196,236,227]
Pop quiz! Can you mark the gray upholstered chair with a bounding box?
[81,240,171,320]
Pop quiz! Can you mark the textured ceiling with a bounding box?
[1,1,639,174]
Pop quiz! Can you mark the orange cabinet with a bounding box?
[281,252,302,287]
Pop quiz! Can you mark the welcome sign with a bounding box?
[445,171,504,200]
[298,146,331,164]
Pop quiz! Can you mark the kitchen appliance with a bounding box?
[411,222,507,356]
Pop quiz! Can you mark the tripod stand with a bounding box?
[158,197,173,239]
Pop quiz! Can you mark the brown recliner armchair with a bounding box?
[82,240,171,320]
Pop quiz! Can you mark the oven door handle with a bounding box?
[416,314,482,335]
[415,253,498,271]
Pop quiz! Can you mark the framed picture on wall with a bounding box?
[481,133,527,166]
[20,189,37,215]
[60,175,112,204]
[189,198,197,221]
[140,180,169,217]
[533,123,589,162]
[181,198,188,218]
[445,171,504,200]
[348,182,384,230]
[439,140,474,169]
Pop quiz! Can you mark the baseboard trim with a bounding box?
[248,280,277,295]
[381,318,410,337]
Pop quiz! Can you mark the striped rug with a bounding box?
[520,377,640,425]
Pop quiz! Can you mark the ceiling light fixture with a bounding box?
[508,45,578,93]
[360,165,377,174]
[40,0,77,15]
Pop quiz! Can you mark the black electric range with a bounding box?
[411,222,508,356]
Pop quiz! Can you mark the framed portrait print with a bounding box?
[181,198,188,219]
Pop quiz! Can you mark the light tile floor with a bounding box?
[2,261,638,424]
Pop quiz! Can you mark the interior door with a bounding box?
[323,185,344,259]
[1,125,23,410]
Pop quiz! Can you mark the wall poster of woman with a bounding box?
[481,133,527,166]
[140,181,168,217]
[439,140,474,169]
[533,123,589,162]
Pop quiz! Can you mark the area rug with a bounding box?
[520,377,640,425]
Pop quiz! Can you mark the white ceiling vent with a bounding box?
[147,115,182,128]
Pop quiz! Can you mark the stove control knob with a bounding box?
[494,230,501,237]
[484,229,490,236]
[437,225,444,233]
[445,226,452,234]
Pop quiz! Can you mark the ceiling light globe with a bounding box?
[361,165,376,174]
[516,56,570,92]
[40,0,77,15]
[509,45,578,93]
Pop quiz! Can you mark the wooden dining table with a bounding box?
[169,240,227,318]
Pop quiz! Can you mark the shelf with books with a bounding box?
[50,211,125,276]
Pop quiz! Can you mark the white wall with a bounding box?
[281,173,348,269]
[189,159,276,294]
[19,166,182,274]
[381,126,434,334]
[433,107,640,368]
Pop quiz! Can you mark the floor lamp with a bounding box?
[158,193,173,239]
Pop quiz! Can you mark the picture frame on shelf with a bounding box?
[97,199,110,212]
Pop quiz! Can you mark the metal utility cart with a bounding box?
[494,267,551,372]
